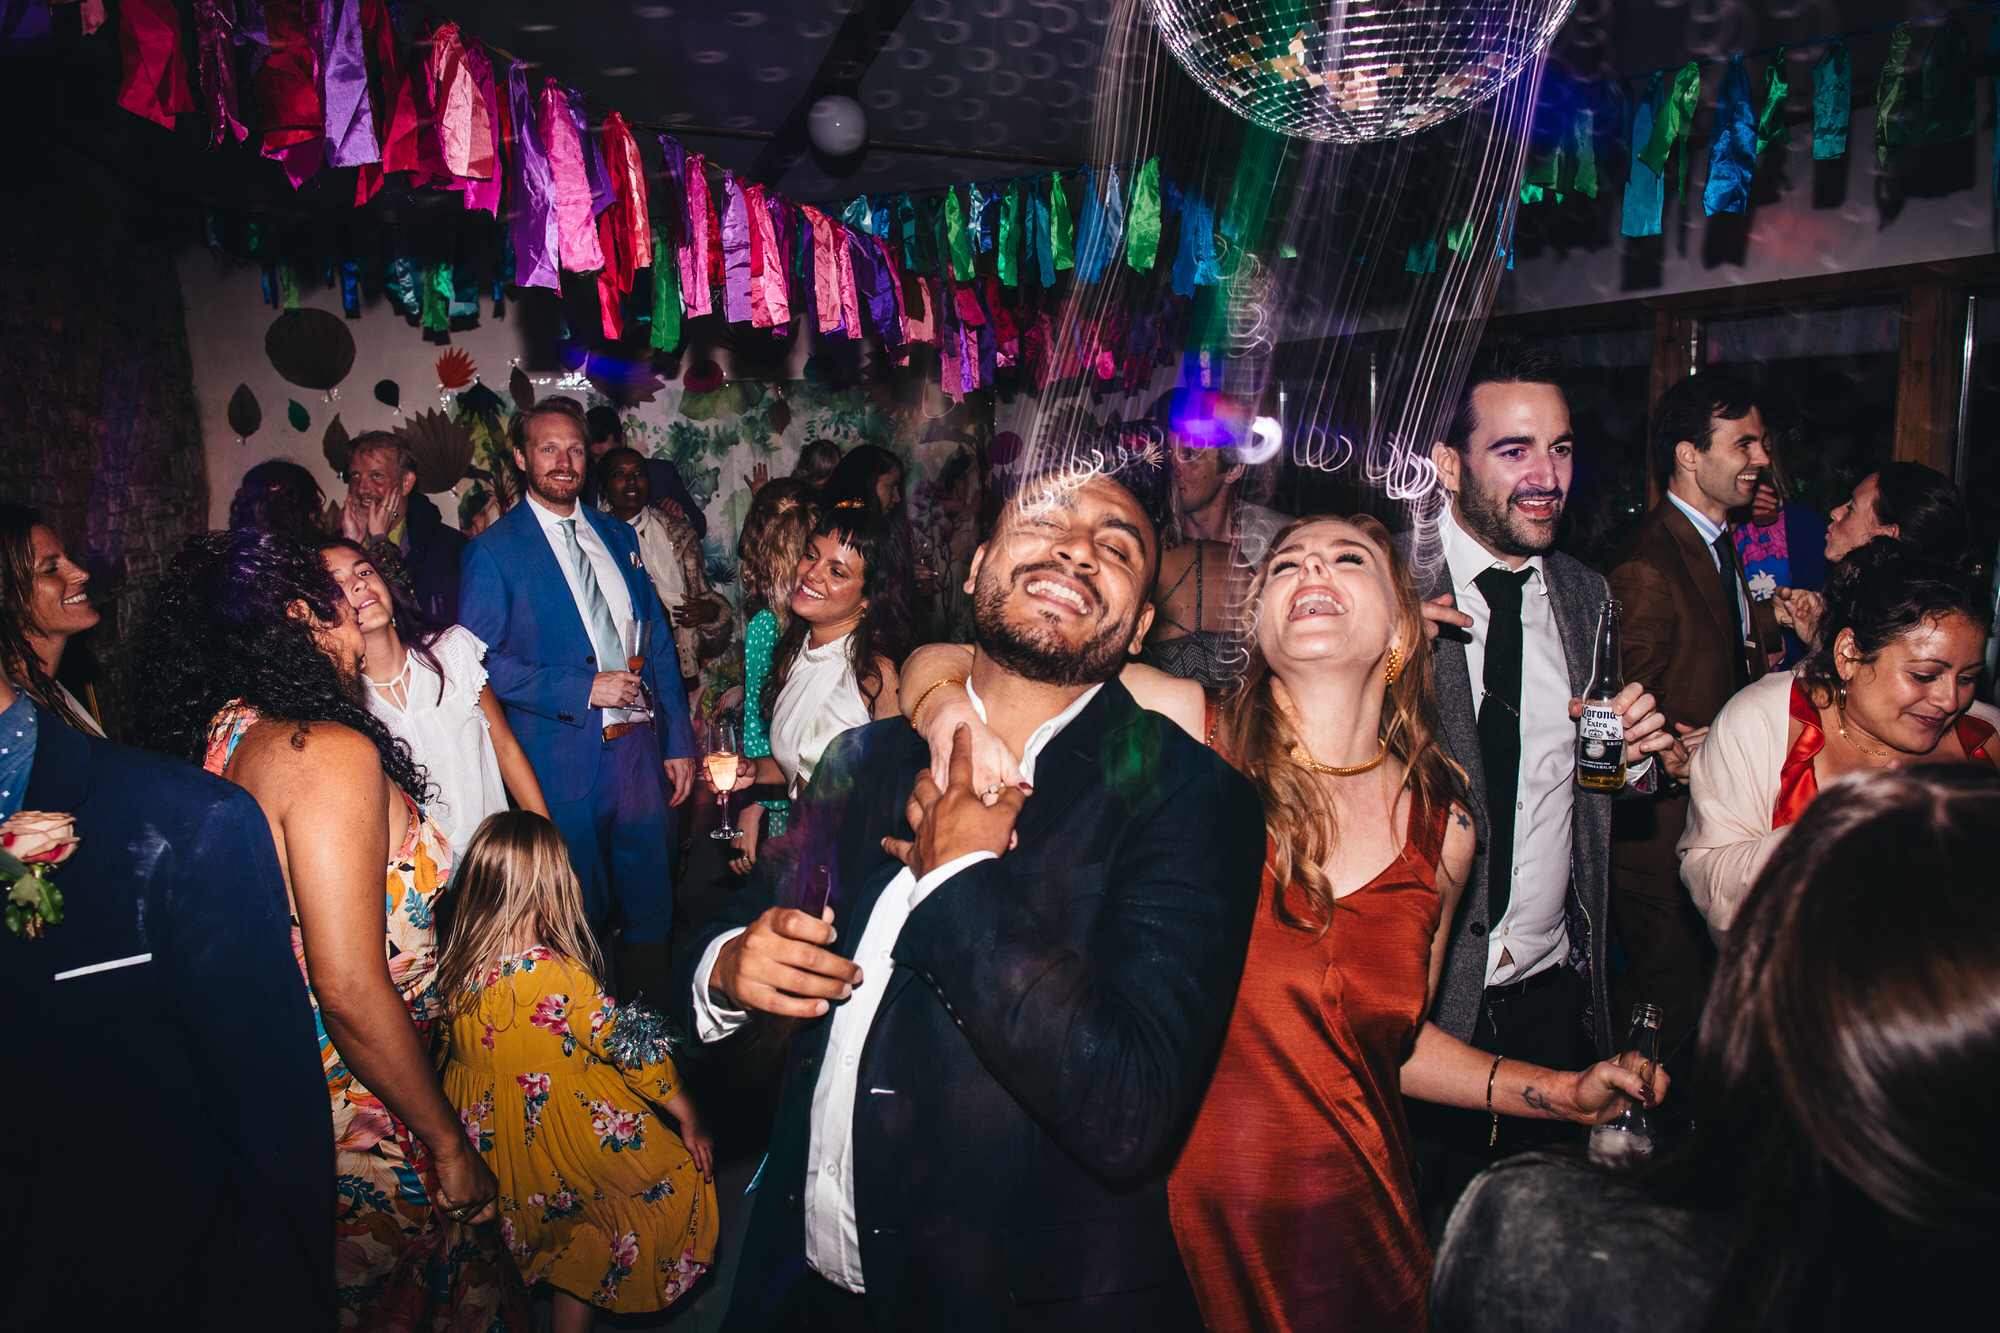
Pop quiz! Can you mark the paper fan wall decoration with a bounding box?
[264,309,356,394]
[395,408,477,494]
[435,349,476,391]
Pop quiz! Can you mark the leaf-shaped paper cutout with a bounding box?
[264,309,356,392]
[508,365,535,410]
[226,383,262,438]
[322,414,351,473]
[288,399,310,431]
[374,379,401,409]
[435,348,476,391]
[767,397,793,437]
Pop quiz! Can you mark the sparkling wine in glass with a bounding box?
[706,720,742,841]
[621,621,652,715]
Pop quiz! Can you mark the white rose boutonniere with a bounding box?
[2,811,81,938]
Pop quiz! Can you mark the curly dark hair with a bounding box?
[766,504,921,719]
[136,528,429,801]
[1795,540,1993,709]
[227,459,327,545]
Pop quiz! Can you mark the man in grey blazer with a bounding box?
[1408,341,1688,1233]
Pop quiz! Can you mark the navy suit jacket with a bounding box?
[675,683,1266,1332]
[0,701,332,1329]
[459,499,696,805]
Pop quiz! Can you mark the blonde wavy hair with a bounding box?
[1217,514,1465,935]
[433,811,603,1020]
[736,476,819,629]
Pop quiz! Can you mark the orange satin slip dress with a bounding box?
[1170,780,1446,1333]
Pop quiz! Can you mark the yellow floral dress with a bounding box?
[204,702,534,1331]
[439,949,719,1312]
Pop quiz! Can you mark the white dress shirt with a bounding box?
[691,678,1103,1293]
[1665,491,1753,639]
[1440,508,1647,986]
[523,492,645,729]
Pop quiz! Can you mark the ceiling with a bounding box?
[433,0,1123,201]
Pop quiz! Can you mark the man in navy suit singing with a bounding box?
[678,457,1267,1331]
[0,674,330,1329]
[459,398,697,1000]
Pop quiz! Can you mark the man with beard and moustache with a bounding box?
[1408,340,1686,1234]
[1604,374,1780,1058]
[673,461,1265,1333]
[459,398,696,1002]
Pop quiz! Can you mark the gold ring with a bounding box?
[983,784,1004,796]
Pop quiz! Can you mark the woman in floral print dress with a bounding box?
[145,529,533,1331]
[436,811,719,1331]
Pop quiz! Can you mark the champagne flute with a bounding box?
[622,620,653,715]
[706,720,743,841]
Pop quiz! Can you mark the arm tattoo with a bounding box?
[1453,810,1472,830]
[1521,1085,1557,1117]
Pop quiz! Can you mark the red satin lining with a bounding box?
[1776,680,1999,829]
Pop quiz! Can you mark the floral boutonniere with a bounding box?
[2,812,81,937]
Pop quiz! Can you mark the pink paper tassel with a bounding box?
[539,80,604,273]
[680,156,713,318]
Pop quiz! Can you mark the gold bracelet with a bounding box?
[1486,1054,1504,1147]
[909,676,967,730]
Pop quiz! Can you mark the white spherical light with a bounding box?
[807,95,869,156]
[1146,0,1569,143]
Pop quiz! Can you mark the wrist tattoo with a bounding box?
[1521,1085,1556,1117]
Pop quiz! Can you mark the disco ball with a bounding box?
[1147,0,1570,143]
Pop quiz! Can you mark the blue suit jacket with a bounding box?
[460,499,696,805]
[0,701,332,1329]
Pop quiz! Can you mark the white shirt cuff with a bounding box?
[1625,754,1654,783]
[909,851,998,907]
[691,927,750,1043]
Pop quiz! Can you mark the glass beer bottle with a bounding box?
[1588,1003,1661,1164]
[1576,598,1626,791]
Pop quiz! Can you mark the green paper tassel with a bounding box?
[999,182,1021,287]
[1639,62,1701,192]
[421,261,451,332]
[278,263,300,310]
[1571,109,1598,198]
[1877,25,1911,167]
[1756,53,1792,154]
[650,226,681,353]
[1916,19,1976,146]
[1049,173,1075,272]
[1125,158,1161,272]
[946,187,974,282]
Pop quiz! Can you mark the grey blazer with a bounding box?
[1422,547,1654,1061]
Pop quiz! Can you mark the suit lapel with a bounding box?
[1661,503,1734,644]
[1541,557,1596,699]
[502,502,596,650]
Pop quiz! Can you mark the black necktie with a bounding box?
[1475,567,1534,926]
[1713,531,1752,690]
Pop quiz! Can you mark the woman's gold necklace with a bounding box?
[1289,738,1388,777]
[1836,708,1895,760]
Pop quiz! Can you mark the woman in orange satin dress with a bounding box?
[1168,517,1658,1332]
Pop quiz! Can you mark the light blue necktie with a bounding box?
[558,518,629,717]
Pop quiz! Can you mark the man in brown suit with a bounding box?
[1606,373,1780,1053]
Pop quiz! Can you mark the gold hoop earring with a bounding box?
[1383,644,1404,688]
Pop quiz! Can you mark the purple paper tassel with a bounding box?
[505,62,560,290]
[850,230,902,347]
[655,135,689,249]
[720,172,753,324]
[319,0,379,167]
[567,89,616,217]
[193,0,247,148]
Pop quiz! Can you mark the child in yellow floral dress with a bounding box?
[435,811,718,1332]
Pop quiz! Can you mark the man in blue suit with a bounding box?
[460,397,697,998]
[0,677,332,1329]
